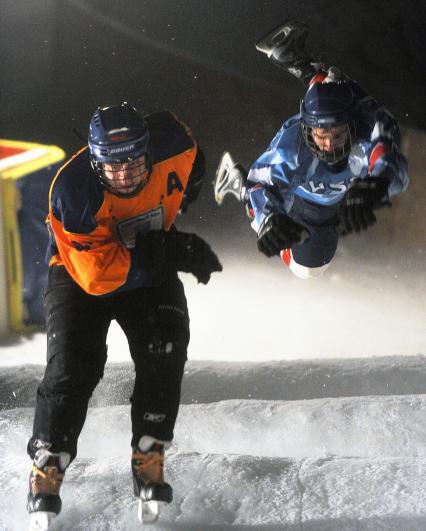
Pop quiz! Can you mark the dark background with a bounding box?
[0,0,425,369]
[1,1,425,350]
[2,0,425,242]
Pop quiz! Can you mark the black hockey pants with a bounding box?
[28,265,189,462]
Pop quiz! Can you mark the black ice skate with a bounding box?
[255,20,324,83]
[214,152,247,205]
[27,449,70,531]
[131,435,173,524]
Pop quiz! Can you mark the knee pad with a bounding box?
[142,327,188,367]
[147,336,187,363]
[289,261,330,279]
[281,249,330,279]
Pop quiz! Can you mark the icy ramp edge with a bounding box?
[4,394,426,461]
[3,354,426,408]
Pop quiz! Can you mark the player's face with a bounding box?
[311,125,348,152]
[102,155,147,194]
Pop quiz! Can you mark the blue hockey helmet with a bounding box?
[300,81,357,165]
[88,103,151,196]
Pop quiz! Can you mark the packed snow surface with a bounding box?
[1,357,426,530]
[1,259,425,529]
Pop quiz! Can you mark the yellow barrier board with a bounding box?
[0,139,65,331]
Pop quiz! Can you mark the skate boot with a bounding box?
[255,20,324,83]
[27,448,70,531]
[131,435,173,524]
[214,152,247,205]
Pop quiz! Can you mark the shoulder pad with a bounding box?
[51,148,104,234]
[145,111,195,164]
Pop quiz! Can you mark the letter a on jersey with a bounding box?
[167,172,184,195]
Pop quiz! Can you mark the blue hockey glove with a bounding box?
[257,213,308,257]
[338,176,390,235]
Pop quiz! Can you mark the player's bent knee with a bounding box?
[41,345,107,397]
[144,331,188,367]
[289,261,330,279]
[280,249,330,279]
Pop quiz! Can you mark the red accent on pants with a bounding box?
[280,248,292,267]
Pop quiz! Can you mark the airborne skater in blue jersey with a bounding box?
[215,21,408,278]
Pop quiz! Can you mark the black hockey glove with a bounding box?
[257,213,309,257]
[337,176,390,236]
[137,229,222,284]
[166,230,223,284]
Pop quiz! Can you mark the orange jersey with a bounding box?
[47,111,198,296]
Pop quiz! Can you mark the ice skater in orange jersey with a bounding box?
[27,102,222,529]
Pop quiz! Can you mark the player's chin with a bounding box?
[113,182,141,194]
[120,185,138,193]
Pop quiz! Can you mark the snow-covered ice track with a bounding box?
[2,453,426,530]
[169,454,426,529]
[2,360,426,529]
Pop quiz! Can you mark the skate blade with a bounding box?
[138,499,166,524]
[29,511,56,531]
[255,20,308,56]
[214,152,242,205]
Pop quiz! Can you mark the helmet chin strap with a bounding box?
[328,157,349,173]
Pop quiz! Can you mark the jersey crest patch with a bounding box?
[116,206,164,249]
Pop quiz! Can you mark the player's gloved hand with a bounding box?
[337,176,390,236]
[257,213,309,257]
[166,229,223,284]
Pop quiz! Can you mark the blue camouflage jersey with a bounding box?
[247,89,409,232]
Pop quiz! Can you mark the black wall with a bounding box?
[2,0,425,245]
